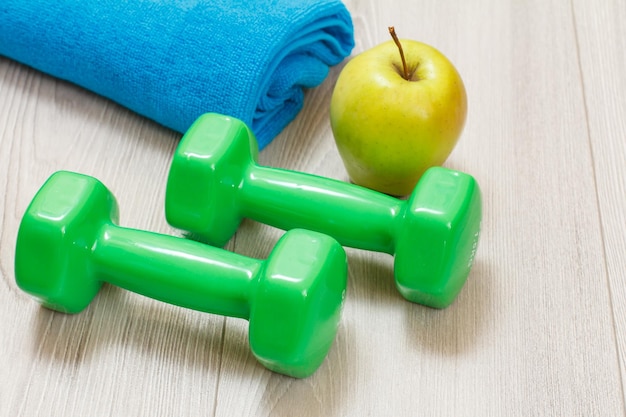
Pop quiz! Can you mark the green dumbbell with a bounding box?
[165,113,482,309]
[15,171,347,378]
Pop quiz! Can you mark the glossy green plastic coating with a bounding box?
[15,171,348,378]
[166,113,482,308]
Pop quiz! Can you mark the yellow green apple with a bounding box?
[329,29,467,196]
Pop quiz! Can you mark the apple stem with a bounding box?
[388,26,410,81]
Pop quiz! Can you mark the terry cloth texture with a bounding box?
[0,0,354,149]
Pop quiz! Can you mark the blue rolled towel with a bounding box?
[0,0,354,149]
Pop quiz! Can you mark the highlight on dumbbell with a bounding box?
[165,113,482,309]
[15,171,348,378]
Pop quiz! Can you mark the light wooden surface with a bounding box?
[1,0,626,415]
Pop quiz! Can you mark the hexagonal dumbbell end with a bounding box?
[165,113,257,247]
[394,167,482,308]
[15,171,119,313]
[250,230,347,377]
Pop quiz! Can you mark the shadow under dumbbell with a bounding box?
[344,249,401,306]
[257,321,353,417]
[31,283,228,374]
[402,259,492,356]
[227,219,281,261]
[31,284,122,364]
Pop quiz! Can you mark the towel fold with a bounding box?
[0,0,354,148]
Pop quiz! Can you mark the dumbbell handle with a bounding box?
[240,164,403,254]
[93,223,257,319]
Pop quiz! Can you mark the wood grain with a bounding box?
[573,0,626,396]
[1,0,626,415]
